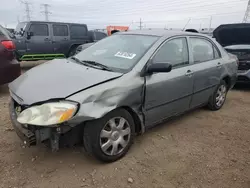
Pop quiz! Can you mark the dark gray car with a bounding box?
[14,21,90,60]
[213,23,250,83]
[75,30,107,54]
[9,30,238,162]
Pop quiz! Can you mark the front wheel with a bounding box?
[83,109,135,162]
[208,80,228,111]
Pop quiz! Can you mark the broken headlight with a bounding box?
[17,101,78,126]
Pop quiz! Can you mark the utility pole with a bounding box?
[208,16,212,32]
[41,4,51,21]
[139,18,143,30]
[19,0,31,21]
[243,0,250,23]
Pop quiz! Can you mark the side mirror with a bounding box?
[26,31,33,39]
[145,62,172,75]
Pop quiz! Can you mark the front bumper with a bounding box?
[9,99,75,150]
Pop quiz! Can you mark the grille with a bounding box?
[237,76,249,82]
[238,61,250,71]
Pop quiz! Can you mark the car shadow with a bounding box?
[233,83,250,91]
[0,85,9,96]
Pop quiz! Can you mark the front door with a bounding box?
[26,23,53,54]
[144,37,194,127]
[188,37,223,108]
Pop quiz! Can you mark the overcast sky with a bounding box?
[0,0,249,30]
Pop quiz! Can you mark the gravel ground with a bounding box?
[0,82,250,188]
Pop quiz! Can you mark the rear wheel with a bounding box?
[83,109,135,162]
[208,80,228,111]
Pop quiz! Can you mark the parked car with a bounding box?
[0,25,20,85]
[213,23,250,83]
[9,30,237,162]
[75,30,107,54]
[13,21,90,61]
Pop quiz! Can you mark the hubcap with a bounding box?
[100,117,131,156]
[216,85,227,107]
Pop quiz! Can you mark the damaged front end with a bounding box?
[8,71,145,152]
[9,99,79,151]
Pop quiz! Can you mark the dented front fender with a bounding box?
[67,73,145,133]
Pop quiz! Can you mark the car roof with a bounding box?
[26,21,87,26]
[119,29,209,37]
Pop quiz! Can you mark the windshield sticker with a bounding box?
[114,51,136,59]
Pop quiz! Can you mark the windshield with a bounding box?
[75,34,159,72]
[15,22,27,35]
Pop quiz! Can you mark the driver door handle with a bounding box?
[217,62,222,68]
[185,70,193,77]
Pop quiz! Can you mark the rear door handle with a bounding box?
[185,70,193,77]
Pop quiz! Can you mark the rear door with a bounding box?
[188,37,223,108]
[26,23,53,54]
[52,24,70,55]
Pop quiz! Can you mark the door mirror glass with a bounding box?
[27,31,33,39]
[146,62,172,74]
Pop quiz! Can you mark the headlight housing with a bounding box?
[17,101,78,126]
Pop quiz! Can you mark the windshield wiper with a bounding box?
[69,56,92,67]
[81,60,113,72]
[69,57,113,72]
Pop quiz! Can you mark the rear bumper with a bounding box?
[237,69,250,83]
[0,59,21,85]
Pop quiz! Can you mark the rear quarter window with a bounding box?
[70,25,88,39]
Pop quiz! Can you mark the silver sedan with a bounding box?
[9,30,238,162]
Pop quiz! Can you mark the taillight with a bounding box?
[1,40,15,50]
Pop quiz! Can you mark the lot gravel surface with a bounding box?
[0,82,250,188]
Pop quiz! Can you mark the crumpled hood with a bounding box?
[213,23,250,47]
[9,58,122,105]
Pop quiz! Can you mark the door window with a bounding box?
[53,24,68,36]
[153,37,189,68]
[190,38,216,63]
[70,25,87,39]
[29,24,49,36]
[213,46,221,59]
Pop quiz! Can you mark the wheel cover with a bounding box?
[100,117,131,156]
[216,85,227,107]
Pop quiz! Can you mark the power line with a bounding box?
[51,0,247,16]
[51,1,246,21]
[243,0,250,22]
[41,4,51,21]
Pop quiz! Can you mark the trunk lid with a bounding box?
[213,23,250,47]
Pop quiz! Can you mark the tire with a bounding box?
[68,46,77,57]
[208,80,228,111]
[83,108,135,162]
